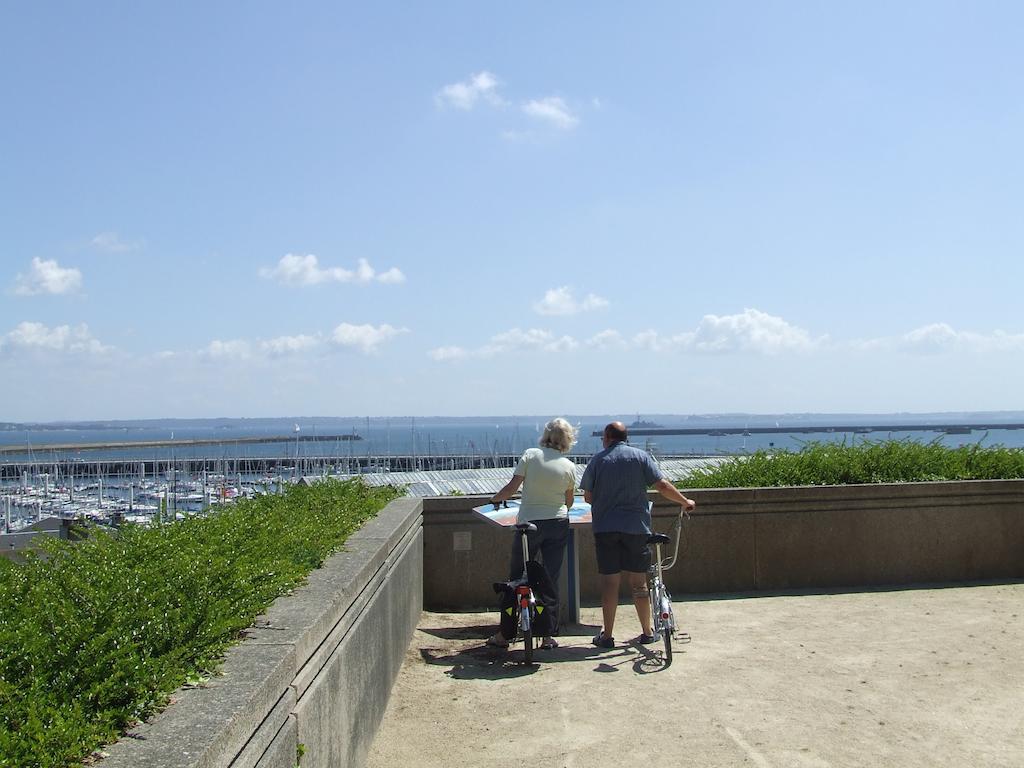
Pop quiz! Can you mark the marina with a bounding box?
[1,466,265,533]
[0,452,573,535]
[5,414,1024,536]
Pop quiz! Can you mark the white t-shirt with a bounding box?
[513,446,576,523]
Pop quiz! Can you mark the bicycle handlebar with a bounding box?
[659,506,689,572]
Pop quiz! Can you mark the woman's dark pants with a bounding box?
[508,518,569,636]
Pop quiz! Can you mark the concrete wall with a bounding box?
[422,480,1024,609]
[95,480,1024,767]
[101,496,423,768]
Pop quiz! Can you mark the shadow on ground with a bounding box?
[417,634,687,679]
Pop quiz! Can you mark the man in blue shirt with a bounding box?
[580,421,696,648]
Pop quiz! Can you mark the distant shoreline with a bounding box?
[5,410,1024,432]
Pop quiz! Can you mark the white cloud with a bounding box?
[191,325,406,362]
[377,267,406,284]
[522,97,579,130]
[437,73,584,137]
[14,258,83,296]
[533,286,608,316]
[622,310,816,354]
[686,308,817,354]
[436,71,505,110]
[428,345,468,361]
[968,329,1024,351]
[900,323,962,353]
[91,231,142,253]
[259,254,336,284]
[484,328,578,355]
[586,329,627,349]
[855,323,1024,354]
[259,254,404,286]
[432,310,821,362]
[431,327,578,361]
[200,339,252,361]
[260,334,321,357]
[331,323,408,354]
[1,321,108,354]
[355,258,374,282]
[632,329,680,352]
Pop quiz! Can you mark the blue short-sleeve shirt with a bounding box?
[580,442,664,534]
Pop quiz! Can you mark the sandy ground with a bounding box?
[367,583,1024,768]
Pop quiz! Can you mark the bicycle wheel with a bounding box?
[657,587,674,665]
[523,628,534,663]
[520,605,534,664]
[648,579,662,634]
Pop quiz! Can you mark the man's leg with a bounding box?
[600,572,621,638]
[627,570,653,637]
[593,533,623,641]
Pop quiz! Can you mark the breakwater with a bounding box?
[0,433,361,455]
[595,422,1024,437]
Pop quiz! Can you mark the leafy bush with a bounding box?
[0,478,400,768]
[686,439,1024,488]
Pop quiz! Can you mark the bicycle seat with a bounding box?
[647,533,671,546]
[514,522,538,533]
[492,577,529,595]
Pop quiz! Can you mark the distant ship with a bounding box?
[628,415,663,429]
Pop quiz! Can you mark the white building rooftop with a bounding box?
[301,456,731,497]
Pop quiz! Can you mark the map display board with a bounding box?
[471,498,592,527]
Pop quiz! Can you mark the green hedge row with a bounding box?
[0,478,401,768]
[685,439,1024,488]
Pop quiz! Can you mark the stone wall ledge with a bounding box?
[422,480,1024,607]
[100,496,423,768]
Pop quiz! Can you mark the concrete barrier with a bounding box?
[96,480,1024,767]
[101,496,423,768]
[422,480,1024,609]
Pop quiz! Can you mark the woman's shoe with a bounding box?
[591,631,615,649]
[485,632,509,649]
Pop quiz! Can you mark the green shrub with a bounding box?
[685,439,1024,488]
[0,478,400,768]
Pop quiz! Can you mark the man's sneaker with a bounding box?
[591,631,615,649]
[635,632,658,645]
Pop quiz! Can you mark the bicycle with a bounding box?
[646,507,688,666]
[491,508,539,664]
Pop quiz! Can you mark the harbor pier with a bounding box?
[0,453,551,482]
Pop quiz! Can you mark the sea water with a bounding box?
[3,414,1024,462]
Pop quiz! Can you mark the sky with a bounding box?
[2,2,1023,421]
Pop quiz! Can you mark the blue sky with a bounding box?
[2,2,1023,421]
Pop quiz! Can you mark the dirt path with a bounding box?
[368,584,1024,768]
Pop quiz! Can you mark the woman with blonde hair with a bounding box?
[486,417,578,650]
